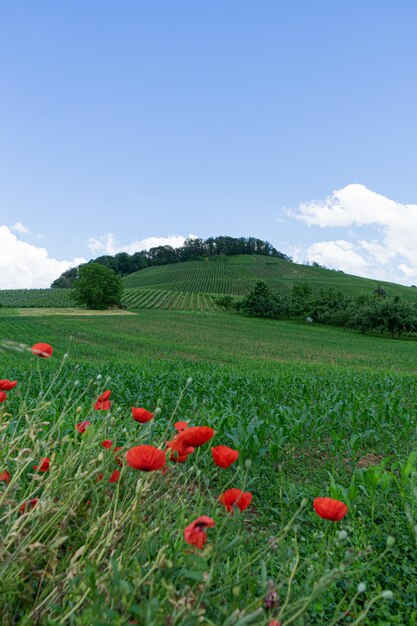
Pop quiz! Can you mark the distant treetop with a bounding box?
[51,235,292,288]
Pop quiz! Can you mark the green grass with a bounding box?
[1,310,417,371]
[1,311,417,624]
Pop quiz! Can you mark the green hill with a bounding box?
[1,255,416,310]
[121,254,416,310]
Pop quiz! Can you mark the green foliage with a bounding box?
[348,295,417,337]
[290,281,312,315]
[51,266,79,288]
[72,263,123,310]
[307,287,351,325]
[241,281,289,318]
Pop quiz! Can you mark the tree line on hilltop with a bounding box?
[215,281,417,338]
[51,236,292,288]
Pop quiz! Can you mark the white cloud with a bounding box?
[291,184,417,285]
[305,240,368,273]
[0,226,85,288]
[10,221,29,234]
[87,233,196,255]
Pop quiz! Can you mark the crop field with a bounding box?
[122,255,417,301]
[0,288,74,308]
[1,311,417,624]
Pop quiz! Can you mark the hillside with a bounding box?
[1,254,416,310]
[121,254,416,309]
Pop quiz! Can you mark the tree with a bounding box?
[290,282,312,315]
[51,266,80,288]
[241,281,288,318]
[72,263,123,309]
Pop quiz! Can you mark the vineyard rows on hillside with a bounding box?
[0,289,74,308]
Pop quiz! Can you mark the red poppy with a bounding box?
[109,470,121,483]
[184,515,215,549]
[176,426,215,448]
[174,421,189,432]
[211,445,239,468]
[96,473,104,482]
[269,621,281,626]
[0,392,6,403]
[94,390,111,411]
[132,407,154,423]
[170,450,194,463]
[101,439,113,449]
[126,445,166,471]
[19,498,39,515]
[33,457,50,472]
[219,488,252,513]
[166,436,195,462]
[32,342,53,358]
[313,497,348,522]
[75,420,90,434]
[0,470,11,483]
[0,380,17,391]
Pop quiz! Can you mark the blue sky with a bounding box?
[1,1,417,287]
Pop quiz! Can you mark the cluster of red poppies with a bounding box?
[0,341,349,557]
[0,378,18,404]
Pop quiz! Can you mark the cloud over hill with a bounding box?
[292,184,417,285]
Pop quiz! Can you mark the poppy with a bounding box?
[32,342,53,358]
[132,407,154,423]
[75,420,90,434]
[0,470,11,483]
[269,621,281,626]
[126,445,166,471]
[0,392,6,403]
[211,445,239,468]
[170,450,194,463]
[184,515,215,549]
[94,390,111,411]
[174,421,188,432]
[96,473,104,482]
[33,457,50,472]
[219,488,252,513]
[101,439,113,449]
[0,380,17,391]
[109,470,121,483]
[19,498,39,515]
[313,497,348,522]
[166,436,195,462]
[176,426,215,448]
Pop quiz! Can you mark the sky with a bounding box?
[2,1,417,288]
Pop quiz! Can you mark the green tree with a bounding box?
[290,282,312,315]
[241,281,288,318]
[72,263,123,310]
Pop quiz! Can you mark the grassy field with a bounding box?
[2,255,417,313]
[1,310,417,624]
